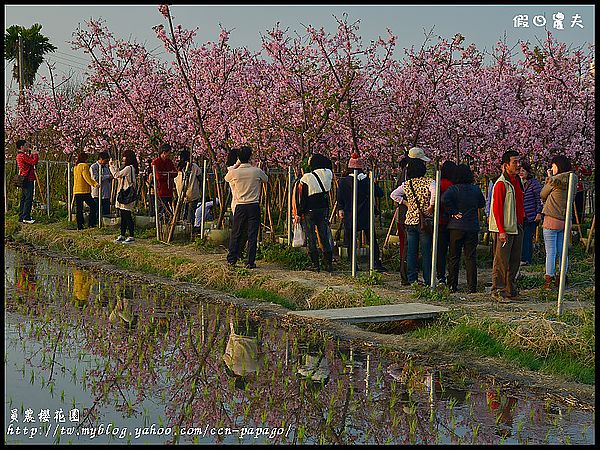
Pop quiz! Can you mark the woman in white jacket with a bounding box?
[110,150,139,244]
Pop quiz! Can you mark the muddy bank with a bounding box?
[4,240,594,410]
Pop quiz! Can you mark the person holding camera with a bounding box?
[15,139,38,224]
[540,153,577,289]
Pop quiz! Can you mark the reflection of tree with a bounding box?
[6,248,592,445]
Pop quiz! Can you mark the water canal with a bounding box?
[4,246,595,444]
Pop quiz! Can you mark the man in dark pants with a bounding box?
[90,151,113,216]
[225,146,268,269]
[16,139,38,224]
[489,150,525,301]
[337,152,387,272]
[151,143,177,220]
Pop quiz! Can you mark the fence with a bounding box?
[5,158,595,257]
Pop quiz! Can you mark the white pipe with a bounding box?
[352,169,358,277]
[287,166,293,246]
[46,160,50,217]
[369,170,375,274]
[153,164,159,241]
[430,167,441,287]
[200,159,207,238]
[557,172,576,316]
[97,163,102,228]
[67,162,71,221]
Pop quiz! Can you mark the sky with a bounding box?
[4,3,595,100]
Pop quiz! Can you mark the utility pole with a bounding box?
[18,34,25,105]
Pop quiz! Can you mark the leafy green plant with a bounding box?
[411,283,452,302]
[358,271,383,286]
[256,242,311,270]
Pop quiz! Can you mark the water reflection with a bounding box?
[4,247,595,445]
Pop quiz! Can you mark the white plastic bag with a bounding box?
[292,223,305,247]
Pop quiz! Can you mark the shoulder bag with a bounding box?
[117,166,138,204]
[12,162,31,188]
[408,179,433,235]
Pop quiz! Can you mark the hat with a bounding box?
[348,152,363,169]
[408,147,430,162]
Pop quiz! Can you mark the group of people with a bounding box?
[15,138,582,298]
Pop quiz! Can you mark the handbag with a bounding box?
[408,179,433,235]
[292,222,306,247]
[117,167,137,204]
[12,163,31,188]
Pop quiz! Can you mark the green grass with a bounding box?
[256,242,311,270]
[407,314,595,385]
[234,287,296,310]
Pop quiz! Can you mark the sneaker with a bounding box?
[22,219,35,224]
[114,235,126,243]
[123,237,135,244]
[519,261,529,267]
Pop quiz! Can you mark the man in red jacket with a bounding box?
[15,139,39,224]
[151,143,177,220]
[489,150,525,301]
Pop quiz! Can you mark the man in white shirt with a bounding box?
[224,146,268,269]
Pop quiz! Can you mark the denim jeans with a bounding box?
[543,227,567,276]
[302,208,333,256]
[406,224,433,286]
[18,179,34,221]
[521,220,537,264]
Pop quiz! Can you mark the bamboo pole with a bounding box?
[383,207,399,248]
[287,166,293,246]
[67,162,72,222]
[46,161,51,217]
[200,159,207,239]
[167,163,191,243]
[585,214,595,253]
[557,172,576,316]
[153,165,160,241]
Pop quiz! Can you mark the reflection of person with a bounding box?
[223,319,261,390]
[297,344,330,385]
[72,269,94,308]
[487,390,518,438]
[109,286,137,328]
[15,259,37,294]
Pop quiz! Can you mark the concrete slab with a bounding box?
[288,303,449,324]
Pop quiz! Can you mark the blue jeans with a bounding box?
[521,220,537,264]
[543,227,567,276]
[406,225,433,286]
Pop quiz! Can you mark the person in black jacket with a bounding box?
[337,152,387,272]
[441,164,486,293]
[295,153,334,272]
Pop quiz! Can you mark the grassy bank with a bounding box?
[405,310,595,385]
[4,213,595,385]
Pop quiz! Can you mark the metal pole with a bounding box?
[46,161,51,217]
[369,170,375,274]
[352,169,358,278]
[200,159,207,238]
[557,172,576,316]
[4,159,7,214]
[67,162,71,221]
[430,166,441,287]
[287,166,293,246]
[153,164,160,241]
[97,164,102,228]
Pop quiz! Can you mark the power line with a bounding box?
[54,49,90,62]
